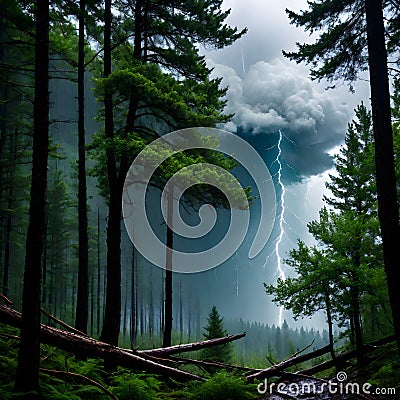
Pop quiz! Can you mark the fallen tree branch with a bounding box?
[39,368,118,400]
[168,355,261,373]
[285,339,315,360]
[0,333,20,340]
[247,334,396,381]
[246,343,331,382]
[41,308,88,337]
[0,294,13,305]
[0,305,202,382]
[139,333,246,357]
[298,335,396,376]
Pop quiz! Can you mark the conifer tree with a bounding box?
[266,105,385,366]
[91,0,246,349]
[14,0,49,394]
[201,305,232,363]
[284,0,400,352]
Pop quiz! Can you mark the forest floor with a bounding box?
[0,322,399,400]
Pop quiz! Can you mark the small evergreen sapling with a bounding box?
[201,306,232,364]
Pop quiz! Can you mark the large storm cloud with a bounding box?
[210,59,350,179]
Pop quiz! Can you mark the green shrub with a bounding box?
[109,372,161,400]
[193,372,255,400]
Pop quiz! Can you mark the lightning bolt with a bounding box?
[275,130,286,327]
[264,130,287,327]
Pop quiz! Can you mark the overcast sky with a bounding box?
[197,0,372,328]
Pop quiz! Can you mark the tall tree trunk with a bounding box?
[352,243,366,365]
[350,283,366,365]
[90,267,95,337]
[163,187,174,348]
[324,292,335,363]
[149,265,153,337]
[123,278,128,340]
[2,130,16,298]
[187,293,192,341]
[179,278,183,343]
[14,0,49,393]
[100,0,122,355]
[160,269,164,341]
[75,0,89,335]
[130,242,136,348]
[100,189,122,348]
[365,0,400,353]
[0,7,7,279]
[97,207,101,336]
[41,232,47,305]
[133,0,144,60]
[71,268,76,323]
[101,0,144,350]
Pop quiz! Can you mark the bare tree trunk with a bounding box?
[14,0,49,393]
[350,279,365,365]
[163,187,174,347]
[90,267,95,337]
[2,130,16,298]
[365,0,400,354]
[130,242,136,347]
[97,208,101,336]
[1,305,203,382]
[149,266,153,337]
[75,0,89,336]
[123,278,128,340]
[0,8,8,286]
[160,269,164,341]
[100,0,122,355]
[179,278,183,343]
[324,292,335,363]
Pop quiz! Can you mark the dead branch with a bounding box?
[39,368,118,400]
[247,334,396,382]
[0,305,202,382]
[298,335,396,376]
[286,339,315,360]
[265,355,276,366]
[168,355,261,373]
[41,308,88,337]
[0,294,13,305]
[0,333,20,340]
[139,333,246,357]
[246,343,331,382]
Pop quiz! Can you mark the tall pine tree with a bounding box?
[283,0,400,354]
[14,0,49,394]
[92,0,246,349]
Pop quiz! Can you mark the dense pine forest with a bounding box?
[1,0,400,399]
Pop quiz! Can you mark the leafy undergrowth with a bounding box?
[312,342,400,397]
[361,343,400,390]
[0,324,258,400]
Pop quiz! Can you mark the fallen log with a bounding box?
[0,294,13,305]
[246,343,332,382]
[247,334,396,382]
[299,334,396,376]
[140,332,246,357]
[41,308,88,337]
[0,305,202,382]
[168,355,261,373]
